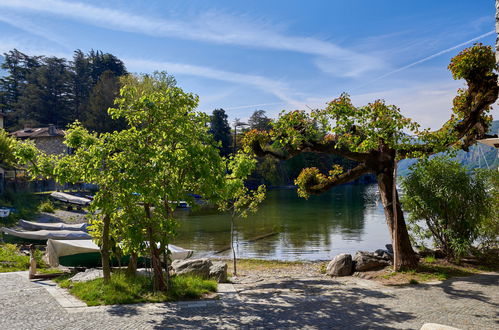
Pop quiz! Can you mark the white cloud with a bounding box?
[0,12,68,48]
[0,0,384,77]
[125,58,301,107]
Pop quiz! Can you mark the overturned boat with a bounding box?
[1,227,91,244]
[45,239,194,268]
[19,219,89,232]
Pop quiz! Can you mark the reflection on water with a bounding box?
[174,184,390,261]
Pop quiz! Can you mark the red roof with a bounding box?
[11,126,65,139]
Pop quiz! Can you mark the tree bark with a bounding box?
[144,204,167,292]
[126,252,138,277]
[377,166,419,270]
[101,214,111,284]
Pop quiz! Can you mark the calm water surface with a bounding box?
[174,184,391,261]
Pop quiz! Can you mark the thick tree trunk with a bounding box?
[101,214,111,284]
[377,168,419,270]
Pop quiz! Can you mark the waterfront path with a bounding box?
[1,271,497,329]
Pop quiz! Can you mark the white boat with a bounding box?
[1,227,91,242]
[19,219,89,232]
[50,192,91,206]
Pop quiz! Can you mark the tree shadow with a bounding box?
[416,273,499,307]
[148,278,414,329]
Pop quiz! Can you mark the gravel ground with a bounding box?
[35,210,88,224]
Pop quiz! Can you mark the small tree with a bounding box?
[220,152,266,276]
[401,156,498,260]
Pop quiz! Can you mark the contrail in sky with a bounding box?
[358,30,495,89]
[224,102,282,110]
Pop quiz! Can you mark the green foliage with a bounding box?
[209,109,232,157]
[401,156,497,260]
[0,49,127,130]
[220,152,266,218]
[0,129,16,166]
[82,70,127,133]
[0,244,29,272]
[248,110,272,131]
[38,200,55,213]
[0,244,48,272]
[18,71,229,290]
[448,43,496,80]
[59,272,217,306]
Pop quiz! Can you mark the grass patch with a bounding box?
[59,272,217,306]
[375,259,483,285]
[221,258,308,276]
[0,243,56,273]
[0,244,30,272]
[423,255,436,263]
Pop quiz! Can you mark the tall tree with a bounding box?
[83,70,127,133]
[243,44,498,270]
[0,50,41,129]
[71,50,92,122]
[248,110,272,131]
[16,56,73,127]
[209,108,232,157]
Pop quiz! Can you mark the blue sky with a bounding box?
[0,0,497,129]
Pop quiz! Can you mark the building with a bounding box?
[11,125,67,155]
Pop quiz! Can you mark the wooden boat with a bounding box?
[19,219,89,232]
[45,239,195,268]
[1,227,91,244]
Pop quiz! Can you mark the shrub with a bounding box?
[39,200,55,213]
[401,156,496,261]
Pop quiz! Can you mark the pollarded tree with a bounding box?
[242,44,498,270]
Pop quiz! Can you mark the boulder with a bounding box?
[172,258,212,278]
[209,261,228,283]
[326,253,353,276]
[374,249,393,261]
[70,268,103,282]
[353,251,391,272]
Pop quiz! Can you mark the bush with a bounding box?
[38,200,55,213]
[401,156,497,261]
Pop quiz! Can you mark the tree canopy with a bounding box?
[0,49,127,132]
[242,44,498,270]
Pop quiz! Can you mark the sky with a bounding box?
[0,0,497,129]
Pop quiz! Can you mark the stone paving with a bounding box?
[0,271,498,329]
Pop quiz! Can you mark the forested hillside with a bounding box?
[0,49,127,132]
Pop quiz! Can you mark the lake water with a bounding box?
[174,184,391,261]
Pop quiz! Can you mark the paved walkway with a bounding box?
[0,271,498,329]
